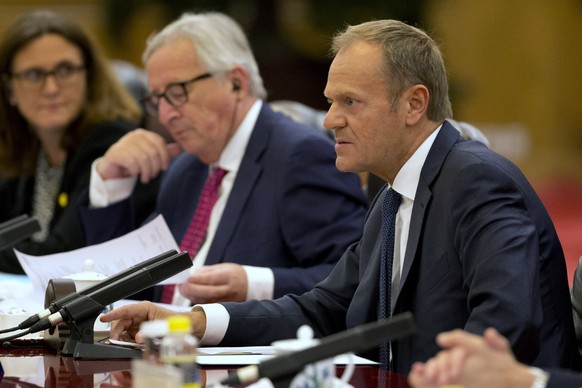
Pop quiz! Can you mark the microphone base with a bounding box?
[72,341,143,360]
[61,316,99,356]
[59,316,142,359]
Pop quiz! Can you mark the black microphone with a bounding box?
[15,249,179,331]
[28,251,192,333]
[0,214,41,250]
[220,312,416,386]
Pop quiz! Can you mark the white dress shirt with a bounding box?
[388,125,440,311]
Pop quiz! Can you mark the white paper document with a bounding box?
[15,215,187,294]
[102,340,376,366]
[196,346,377,366]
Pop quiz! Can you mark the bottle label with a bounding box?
[160,356,200,388]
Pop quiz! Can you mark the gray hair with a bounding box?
[143,12,267,99]
[331,19,452,121]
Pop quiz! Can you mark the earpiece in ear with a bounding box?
[232,83,241,92]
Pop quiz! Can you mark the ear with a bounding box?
[226,66,249,96]
[404,84,429,125]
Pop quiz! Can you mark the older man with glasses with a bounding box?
[78,12,367,307]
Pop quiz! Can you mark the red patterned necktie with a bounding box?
[160,167,228,304]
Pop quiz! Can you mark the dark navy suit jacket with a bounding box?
[547,368,582,387]
[80,103,367,298]
[219,121,581,374]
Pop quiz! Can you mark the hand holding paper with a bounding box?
[15,215,185,294]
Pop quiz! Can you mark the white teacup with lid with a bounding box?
[140,319,169,364]
[63,259,111,334]
[270,325,354,388]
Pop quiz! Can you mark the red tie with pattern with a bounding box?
[160,167,228,304]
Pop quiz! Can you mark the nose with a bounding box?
[41,74,60,93]
[157,96,180,126]
[323,104,344,132]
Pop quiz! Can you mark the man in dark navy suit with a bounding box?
[79,12,367,306]
[101,18,580,375]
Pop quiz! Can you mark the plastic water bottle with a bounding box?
[140,319,169,364]
[159,315,200,388]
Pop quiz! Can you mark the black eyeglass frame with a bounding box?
[142,72,213,117]
[10,63,86,88]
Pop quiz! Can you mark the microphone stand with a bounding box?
[43,274,142,359]
[64,316,142,359]
[42,251,191,360]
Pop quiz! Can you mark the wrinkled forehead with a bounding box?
[145,38,203,91]
[325,42,385,96]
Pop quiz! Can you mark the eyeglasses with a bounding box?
[142,72,213,117]
[11,62,85,90]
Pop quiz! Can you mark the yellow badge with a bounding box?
[58,192,68,208]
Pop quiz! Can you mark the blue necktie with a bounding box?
[378,188,401,370]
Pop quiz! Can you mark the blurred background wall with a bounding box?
[2,0,582,278]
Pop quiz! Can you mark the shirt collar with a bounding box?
[214,99,262,173]
[392,124,442,202]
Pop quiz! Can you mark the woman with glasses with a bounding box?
[0,10,156,273]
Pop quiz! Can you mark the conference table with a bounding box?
[0,339,410,387]
[0,272,412,387]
